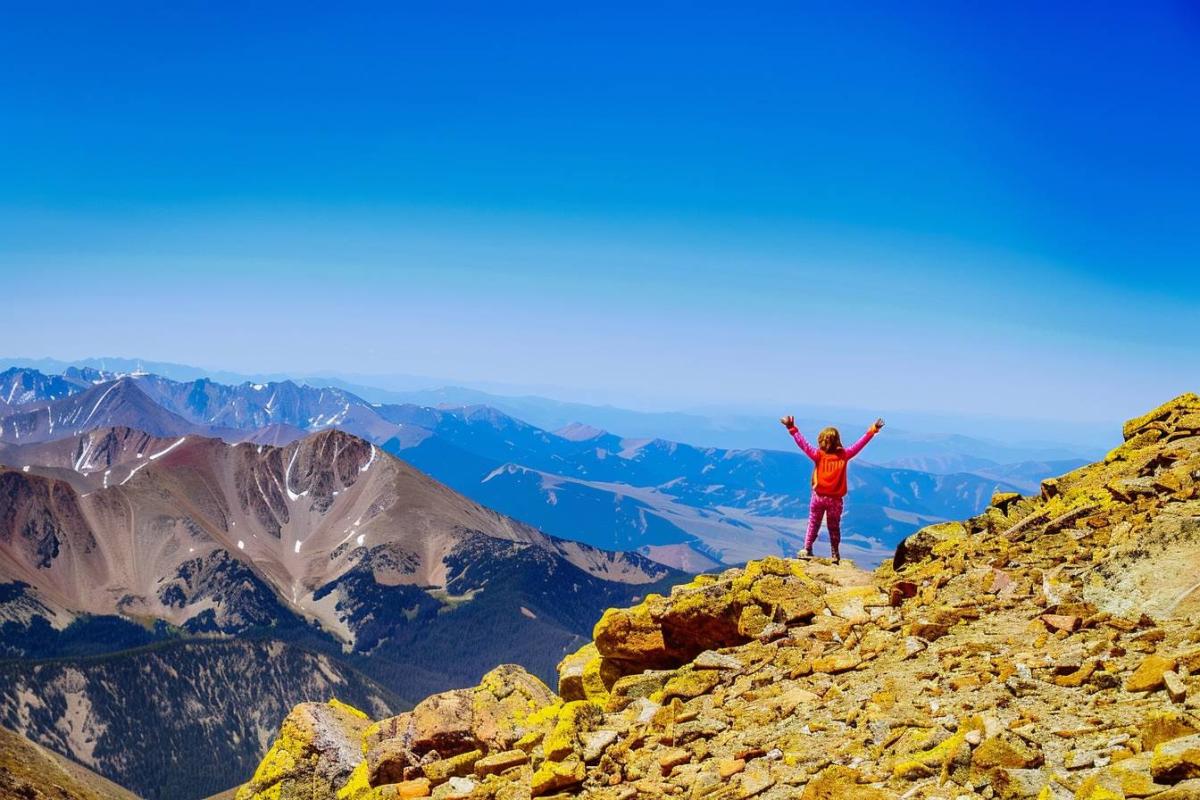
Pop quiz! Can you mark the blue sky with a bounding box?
[1,2,1196,424]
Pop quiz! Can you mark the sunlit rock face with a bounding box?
[240,394,1200,799]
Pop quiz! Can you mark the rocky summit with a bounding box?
[234,393,1200,800]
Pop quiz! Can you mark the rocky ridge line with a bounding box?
[234,393,1200,800]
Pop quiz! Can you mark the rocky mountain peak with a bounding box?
[1,377,198,444]
[555,423,608,442]
[236,392,1200,799]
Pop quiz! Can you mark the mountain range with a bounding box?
[0,366,1064,569]
[0,355,1109,454]
[0,422,673,797]
[0,363,1090,798]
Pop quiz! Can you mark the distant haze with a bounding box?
[0,356,1116,451]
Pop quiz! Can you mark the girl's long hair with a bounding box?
[817,427,843,453]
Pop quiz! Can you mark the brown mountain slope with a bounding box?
[0,427,670,641]
[0,426,185,492]
[0,724,139,800]
[0,427,679,799]
[235,392,1200,799]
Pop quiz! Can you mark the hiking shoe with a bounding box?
[831,550,841,564]
[801,548,814,559]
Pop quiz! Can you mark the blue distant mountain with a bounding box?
[0,365,1062,569]
[0,356,1109,457]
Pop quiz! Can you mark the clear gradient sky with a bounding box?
[1,3,1197,423]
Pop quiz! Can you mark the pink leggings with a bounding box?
[805,493,843,553]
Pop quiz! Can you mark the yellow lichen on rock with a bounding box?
[530,758,584,796]
[592,600,669,665]
[1151,734,1200,783]
[329,698,370,720]
[540,700,601,761]
[1076,785,1125,800]
[892,726,971,782]
[1126,654,1178,692]
[971,735,1042,770]
[1142,710,1200,750]
[556,642,611,704]
[421,748,481,784]
[588,551,826,686]
[232,394,1200,800]
[659,665,720,701]
[1122,393,1200,441]
[469,664,557,752]
[334,761,378,800]
[236,700,370,800]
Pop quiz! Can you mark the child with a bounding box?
[779,415,884,564]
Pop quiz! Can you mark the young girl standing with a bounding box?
[780,415,884,564]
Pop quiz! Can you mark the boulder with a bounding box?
[236,699,370,800]
[660,665,721,700]
[366,738,417,787]
[605,670,673,711]
[1143,711,1199,750]
[1123,393,1200,441]
[541,701,601,762]
[530,758,584,796]
[408,690,476,757]
[362,713,414,758]
[1166,670,1189,703]
[1151,779,1200,799]
[592,599,673,667]
[555,642,611,703]
[422,750,481,785]
[400,665,556,759]
[801,765,894,799]
[591,558,823,678]
[471,664,558,752]
[824,585,887,620]
[473,749,528,777]
[1153,734,1200,783]
[811,652,860,674]
[1127,654,1178,692]
[971,735,1043,770]
[893,521,967,569]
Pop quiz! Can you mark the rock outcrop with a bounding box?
[236,393,1200,799]
[236,700,372,800]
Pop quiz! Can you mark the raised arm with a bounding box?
[780,415,819,461]
[845,418,885,459]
